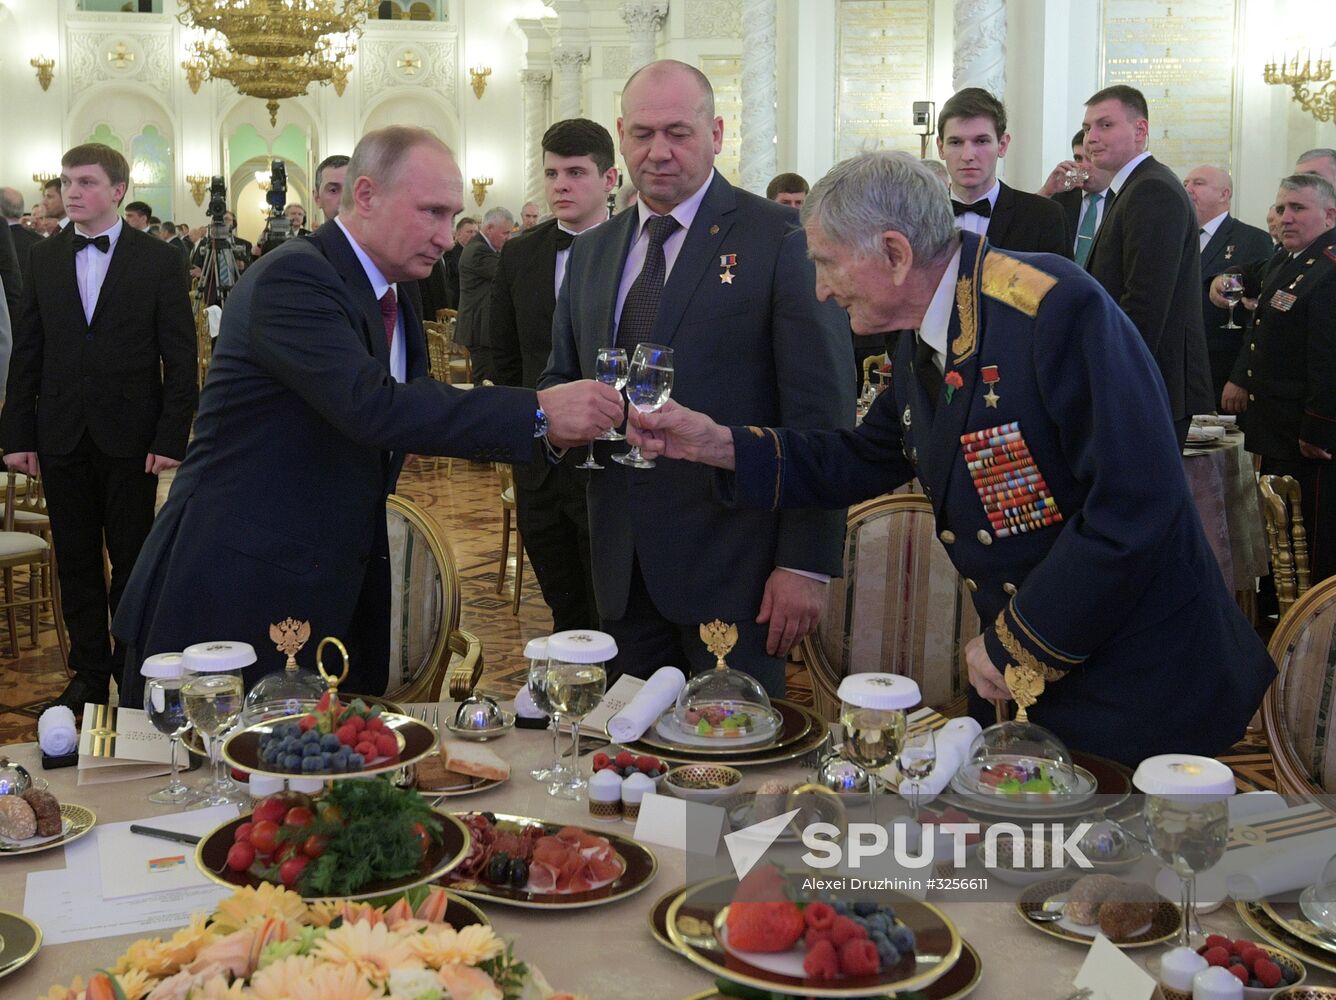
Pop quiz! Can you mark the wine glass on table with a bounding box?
[527,652,571,784]
[1133,755,1235,947]
[613,343,673,469]
[1219,273,1245,329]
[142,653,201,806]
[577,347,630,470]
[543,629,616,799]
[898,726,937,825]
[837,674,920,829]
[181,653,248,807]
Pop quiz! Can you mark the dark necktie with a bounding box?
[951,199,991,218]
[554,229,575,251]
[378,288,397,354]
[913,335,941,418]
[71,233,110,253]
[617,214,681,350]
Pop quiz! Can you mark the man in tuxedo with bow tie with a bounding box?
[938,88,1069,257]
[0,143,197,710]
[491,119,619,631]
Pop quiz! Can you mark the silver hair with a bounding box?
[340,126,454,213]
[1296,147,1336,171]
[482,206,514,228]
[800,150,956,263]
[0,187,22,220]
[1280,172,1336,209]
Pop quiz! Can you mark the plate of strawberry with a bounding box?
[665,865,964,997]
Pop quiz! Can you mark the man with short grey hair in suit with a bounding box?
[456,206,513,382]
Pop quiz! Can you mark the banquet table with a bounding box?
[1183,428,1268,594]
[3,714,1332,1000]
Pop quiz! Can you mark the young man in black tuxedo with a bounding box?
[938,88,1069,257]
[491,119,619,631]
[0,143,198,709]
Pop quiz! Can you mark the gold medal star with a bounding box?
[983,386,1000,408]
[720,268,734,284]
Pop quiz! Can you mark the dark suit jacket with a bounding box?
[1053,188,1083,252]
[984,182,1071,257]
[0,218,21,319]
[442,243,463,310]
[0,224,197,460]
[416,256,452,322]
[1199,214,1274,400]
[539,172,854,623]
[1085,155,1214,420]
[726,232,1273,764]
[455,236,499,350]
[111,221,539,701]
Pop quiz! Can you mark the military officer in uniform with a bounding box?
[1215,173,1336,584]
[629,150,1274,765]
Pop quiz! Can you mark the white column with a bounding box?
[520,70,552,212]
[952,0,1006,97]
[619,1,668,75]
[740,0,778,196]
[552,46,589,121]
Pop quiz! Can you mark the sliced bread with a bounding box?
[440,739,510,782]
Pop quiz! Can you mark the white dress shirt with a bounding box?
[73,218,123,325]
[554,212,609,300]
[917,245,964,372]
[1107,150,1152,198]
[951,180,1001,237]
[336,217,405,382]
[1199,210,1228,253]
[614,170,714,327]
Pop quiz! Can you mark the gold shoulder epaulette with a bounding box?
[981,253,1058,318]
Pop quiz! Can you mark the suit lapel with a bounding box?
[1085,157,1153,265]
[599,209,641,349]
[1200,216,1233,274]
[88,227,136,329]
[652,173,737,347]
[987,183,1015,247]
[401,282,426,378]
[51,229,86,333]
[317,223,390,367]
[536,223,558,317]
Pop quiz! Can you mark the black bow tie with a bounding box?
[71,233,110,253]
[952,198,992,218]
[554,229,575,251]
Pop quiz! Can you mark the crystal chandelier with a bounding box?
[1264,48,1336,124]
[178,0,374,126]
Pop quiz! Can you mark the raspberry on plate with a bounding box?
[1204,934,1231,951]
[636,755,660,773]
[803,939,839,980]
[1202,946,1231,968]
[804,901,836,931]
[830,915,868,947]
[1253,958,1283,989]
[1225,964,1250,985]
[615,751,636,769]
[839,938,881,977]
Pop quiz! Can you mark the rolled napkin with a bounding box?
[38,705,78,756]
[896,716,981,801]
[1189,424,1227,441]
[1222,802,1336,899]
[607,666,686,743]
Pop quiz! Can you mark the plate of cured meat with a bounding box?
[439,812,658,909]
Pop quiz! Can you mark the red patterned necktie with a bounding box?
[378,288,397,353]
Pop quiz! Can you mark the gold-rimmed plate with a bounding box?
[1239,901,1336,976]
[184,694,405,757]
[441,813,657,909]
[944,752,1132,820]
[1261,897,1336,957]
[0,803,96,856]
[418,771,505,797]
[0,911,41,979]
[196,809,471,902]
[221,711,436,779]
[631,699,813,758]
[617,701,829,768]
[666,871,963,998]
[1017,876,1180,948]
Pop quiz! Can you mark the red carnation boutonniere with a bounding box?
[943,370,964,402]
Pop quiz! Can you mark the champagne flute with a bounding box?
[141,653,200,806]
[898,727,937,825]
[595,347,630,440]
[1219,273,1244,330]
[837,674,920,829]
[182,664,247,807]
[613,343,674,469]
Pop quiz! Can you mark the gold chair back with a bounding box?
[798,492,979,723]
[436,308,459,323]
[1262,575,1336,799]
[424,322,451,383]
[194,309,213,390]
[384,493,483,702]
[5,468,48,526]
[1260,474,1311,616]
[861,352,888,383]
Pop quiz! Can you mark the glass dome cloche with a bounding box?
[670,620,781,740]
[1302,851,1336,934]
[954,719,1091,801]
[241,618,327,726]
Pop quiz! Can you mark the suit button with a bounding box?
[976,530,993,545]
[1247,370,1253,377]
[940,530,956,544]
[965,578,978,592]
[1251,344,1256,351]
[1249,394,1256,401]
[1003,582,1018,595]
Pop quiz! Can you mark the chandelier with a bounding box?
[178,0,374,126]
[1264,49,1336,124]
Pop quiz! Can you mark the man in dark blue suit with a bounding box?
[540,60,853,696]
[113,127,623,702]
[629,151,1274,764]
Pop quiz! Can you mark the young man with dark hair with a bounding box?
[1082,83,1213,444]
[765,172,809,208]
[0,143,198,710]
[123,201,152,231]
[41,178,67,230]
[490,118,619,632]
[315,154,350,222]
[937,87,1068,256]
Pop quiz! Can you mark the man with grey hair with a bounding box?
[1,187,41,284]
[520,201,541,229]
[1296,147,1336,186]
[628,149,1274,764]
[455,205,514,382]
[113,126,623,701]
[1214,172,1336,582]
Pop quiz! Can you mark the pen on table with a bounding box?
[129,824,201,846]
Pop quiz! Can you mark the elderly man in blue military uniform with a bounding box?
[628,150,1274,765]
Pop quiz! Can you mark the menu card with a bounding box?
[77,703,173,784]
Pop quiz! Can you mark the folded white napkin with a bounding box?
[514,685,543,718]
[206,304,222,340]
[897,716,981,801]
[1192,414,1238,427]
[38,705,78,755]
[607,666,686,743]
[1189,425,1227,440]
[1222,803,1336,900]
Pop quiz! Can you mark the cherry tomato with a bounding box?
[301,833,328,859]
[252,797,287,824]
[410,821,430,860]
[284,806,315,828]
[233,822,254,844]
[249,819,280,855]
[318,803,344,825]
[279,854,310,888]
[226,841,256,872]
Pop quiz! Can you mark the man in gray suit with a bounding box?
[456,206,513,383]
[540,60,853,695]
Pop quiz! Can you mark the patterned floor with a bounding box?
[0,459,1273,792]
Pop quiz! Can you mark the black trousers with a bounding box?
[601,555,786,698]
[40,433,158,686]
[1260,456,1336,585]
[514,459,597,633]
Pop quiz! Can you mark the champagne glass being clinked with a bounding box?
[614,343,674,469]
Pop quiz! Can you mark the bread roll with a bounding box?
[23,788,62,837]
[1098,881,1157,939]
[1064,874,1120,925]
[0,795,37,840]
